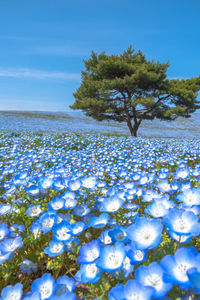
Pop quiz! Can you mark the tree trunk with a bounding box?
[133,123,139,137]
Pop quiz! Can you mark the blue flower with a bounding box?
[100,195,124,213]
[0,203,12,216]
[0,224,9,241]
[88,213,110,228]
[73,204,90,217]
[70,221,86,236]
[9,224,25,238]
[25,184,39,196]
[39,212,57,233]
[26,205,42,217]
[123,280,155,300]
[163,208,200,238]
[108,225,128,243]
[176,188,200,206]
[78,240,101,264]
[1,283,23,300]
[48,197,64,211]
[127,242,147,265]
[38,176,53,189]
[0,236,23,253]
[81,176,97,189]
[31,273,56,300]
[126,217,163,250]
[160,246,199,289]
[20,259,37,274]
[44,240,64,257]
[108,284,124,300]
[187,263,200,294]
[135,262,173,298]
[75,262,101,283]
[52,221,72,242]
[96,242,126,273]
[30,221,41,239]
[23,291,41,300]
[68,178,81,191]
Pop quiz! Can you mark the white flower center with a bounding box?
[39,283,52,299]
[56,228,70,240]
[85,263,98,278]
[50,243,63,253]
[87,249,99,261]
[43,218,54,228]
[145,274,162,289]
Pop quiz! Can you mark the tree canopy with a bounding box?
[71,46,200,136]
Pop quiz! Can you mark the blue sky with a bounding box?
[0,0,200,111]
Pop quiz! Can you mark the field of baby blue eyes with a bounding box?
[0,129,200,299]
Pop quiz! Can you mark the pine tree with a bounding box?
[71,46,200,137]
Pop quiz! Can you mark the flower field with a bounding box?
[0,131,200,299]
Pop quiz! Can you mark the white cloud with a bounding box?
[0,67,80,81]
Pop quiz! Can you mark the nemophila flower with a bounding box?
[175,166,190,179]
[123,203,140,210]
[160,246,199,289]
[99,229,112,245]
[135,262,173,299]
[157,180,171,193]
[73,204,90,217]
[31,273,56,300]
[0,224,9,241]
[26,204,42,217]
[163,208,200,238]
[169,231,192,243]
[30,221,41,239]
[64,237,80,253]
[38,176,53,189]
[52,177,65,191]
[44,240,64,257]
[0,283,23,300]
[56,275,75,293]
[108,283,125,300]
[108,225,128,243]
[75,262,101,283]
[138,174,149,185]
[0,248,12,264]
[25,184,39,196]
[96,242,126,273]
[61,191,76,200]
[127,243,147,265]
[180,204,200,215]
[176,188,200,206]
[145,202,168,218]
[68,178,81,191]
[187,258,200,294]
[180,181,191,191]
[100,195,124,213]
[78,240,101,264]
[157,170,169,180]
[71,221,86,235]
[123,280,155,300]
[48,197,65,211]
[0,203,12,216]
[126,217,163,250]
[122,255,134,278]
[56,211,71,221]
[0,236,23,253]
[88,213,110,228]
[39,212,57,233]
[23,291,41,300]
[52,221,71,242]
[82,176,97,189]
[20,259,37,274]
